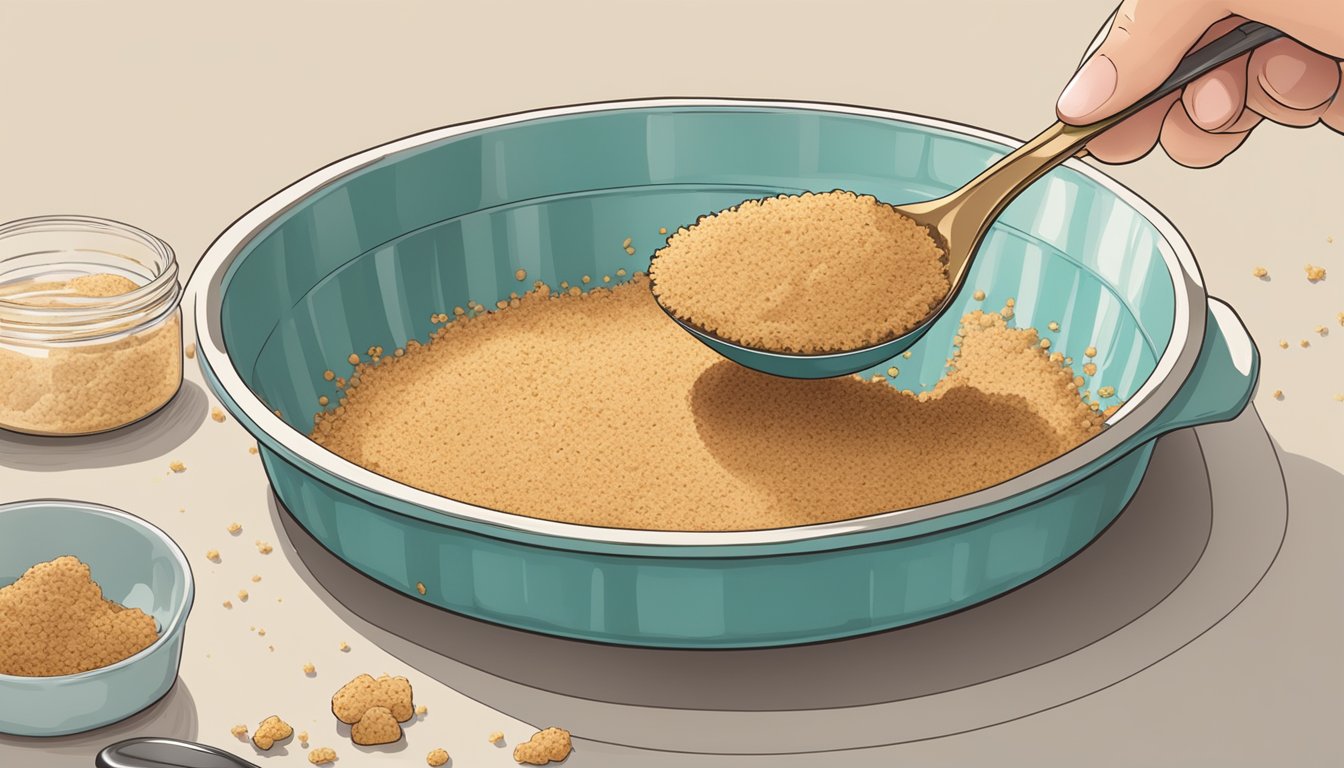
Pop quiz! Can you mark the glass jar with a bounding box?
[0,216,183,436]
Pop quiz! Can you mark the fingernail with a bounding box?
[1058,54,1117,120]
[1190,76,1234,129]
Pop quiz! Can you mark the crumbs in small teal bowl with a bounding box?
[0,499,193,736]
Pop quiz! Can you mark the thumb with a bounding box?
[1058,0,1231,124]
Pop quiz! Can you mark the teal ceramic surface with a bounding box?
[0,500,193,735]
[193,99,1258,648]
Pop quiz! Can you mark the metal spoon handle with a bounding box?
[929,21,1284,276]
[96,737,260,768]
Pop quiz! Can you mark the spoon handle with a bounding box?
[96,737,261,768]
[929,21,1283,276]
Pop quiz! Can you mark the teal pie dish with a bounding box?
[192,99,1258,648]
[0,500,193,735]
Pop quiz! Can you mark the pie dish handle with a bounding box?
[1136,298,1259,441]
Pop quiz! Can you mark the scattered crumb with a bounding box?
[1279,340,1289,349]
[324,370,335,381]
[231,724,248,739]
[489,731,505,746]
[416,582,427,595]
[1315,326,1328,336]
[253,715,294,750]
[298,731,309,747]
[308,747,337,765]
[659,227,668,234]
[1084,346,1097,358]
[248,445,259,455]
[238,589,249,601]
[169,460,186,473]
[622,237,633,248]
[304,662,316,676]
[1335,393,1344,402]
[1039,339,1051,350]
[1083,363,1098,376]
[339,641,350,652]
[427,747,450,767]
[972,289,986,301]
[515,269,527,281]
[1273,390,1284,400]
[513,727,572,765]
[185,343,197,360]
[1047,321,1060,332]
[256,540,273,555]
[416,704,428,717]
[887,367,899,377]
[319,395,330,406]
[227,522,242,535]
[348,353,360,365]
[222,600,232,609]
[251,574,262,583]
[581,275,591,284]
[1098,386,1116,398]
[257,628,266,637]
[625,246,636,255]
[1305,264,1326,282]
[1300,339,1311,348]
[1252,266,1268,279]
[206,549,220,562]
[211,408,226,422]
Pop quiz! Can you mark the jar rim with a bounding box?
[0,215,181,343]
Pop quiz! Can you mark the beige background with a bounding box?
[0,0,1340,765]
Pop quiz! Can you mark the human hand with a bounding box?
[1056,0,1344,166]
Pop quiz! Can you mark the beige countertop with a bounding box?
[1,0,1340,765]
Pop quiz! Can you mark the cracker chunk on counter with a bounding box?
[514,727,572,765]
[252,715,293,750]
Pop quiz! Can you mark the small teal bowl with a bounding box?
[0,500,193,736]
[193,99,1259,648]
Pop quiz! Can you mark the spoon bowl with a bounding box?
[656,21,1281,379]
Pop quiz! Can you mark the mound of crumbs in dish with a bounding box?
[0,555,159,676]
[648,190,949,353]
[310,276,1106,532]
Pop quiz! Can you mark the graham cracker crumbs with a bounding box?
[238,589,249,601]
[416,582,426,595]
[1047,321,1060,332]
[515,269,527,281]
[348,354,360,365]
[625,247,636,255]
[659,227,668,234]
[973,289,986,301]
[248,445,259,455]
[351,706,402,746]
[1300,339,1311,348]
[211,408,226,422]
[310,280,1103,531]
[622,237,633,248]
[887,367,899,377]
[1273,390,1284,400]
[304,662,316,676]
[1315,326,1329,336]
[185,343,196,360]
[324,370,336,381]
[319,396,330,406]
[1305,264,1326,282]
[223,600,233,609]
[1098,386,1116,398]
[169,460,186,473]
[1337,312,1343,326]
[252,715,293,750]
[581,275,591,284]
[0,556,158,676]
[257,628,266,636]
[251,574,262,583]
[231,724,248,738]
[308,747,337,765]
[338,641,350,652]
[513,727,572,765]
[298,731,309,746]
[416,704,428,717]
[206,550,220,562]
[1279,340,1290,349]
[332,673,414,745]
[1252,266,1268,278]
[1083,363,1098,376]
[1084,346,1097,358]
[1039,339,1052,349]
[1335,393,1344,402]
[427,748,450,767]
[256,540,273,555]
[649,190,949,353]
[227,522,242,535]
[489,731,505,745]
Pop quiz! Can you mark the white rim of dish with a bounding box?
[192,97,1204,548]
[0,498,193,682]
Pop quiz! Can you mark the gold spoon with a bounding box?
[657,21,1283,379]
